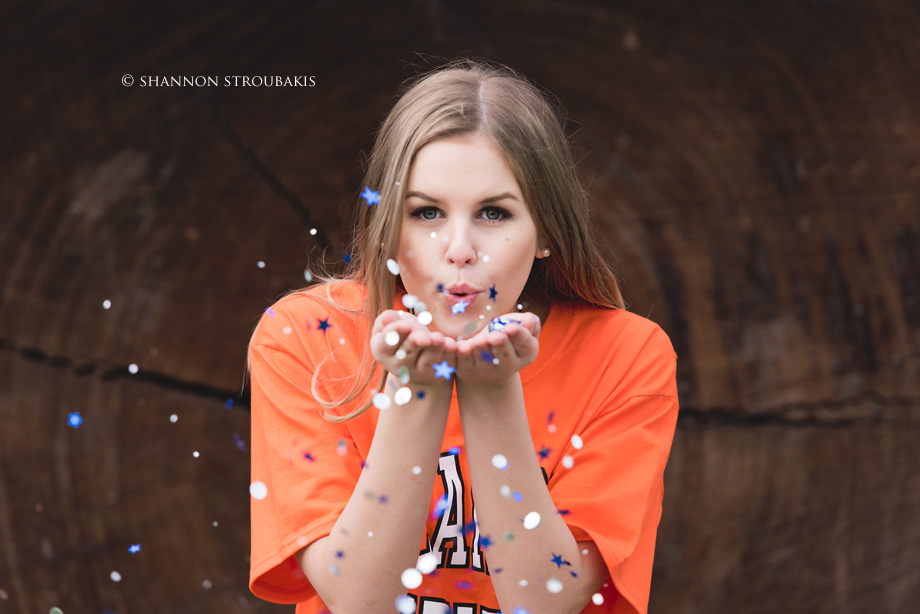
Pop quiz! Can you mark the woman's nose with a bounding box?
[443,224,477,266]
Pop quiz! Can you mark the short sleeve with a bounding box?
[547,325,679,614]
[248,316,365,603]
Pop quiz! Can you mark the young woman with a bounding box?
[247,60,679,614]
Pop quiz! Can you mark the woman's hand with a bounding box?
[452,312,541,387]
[370,310,458,387]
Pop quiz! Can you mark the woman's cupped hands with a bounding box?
[370,310,541,388]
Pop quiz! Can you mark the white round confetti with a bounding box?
[250,481,268,500]
[395,387,412,405]
[257,261,265,269]
[401,294,419,309]
[483,255,490,262]
[546,578,563,593]
[202,579,212,589]
[192,451,200,458]
[401,568,423,589]
[385,330,400,346]
[387,259,401,275]
[372,393,392,411]
[412,465,422,475]
[523,511,541,530]
[417,552,438,574]
[500,485,512,498]
[486,304,492,311]
[517,304,523,310]
[414,301,427,313]
[592,593,605,605]
[571,434,584,450]
[395,349,407,360]
[310,228,317,235]
[491,454,509,470]
[329,564,341,576]
[50,609,63,614]
[128,363,139,374]
[169,414,178,423]
[562,455,574,469]
[304,269,313,282]
[548,424,557,433]
[418,311,433,325]
[430,231,437,238]
[395,595,417,614]
[110,571,122,582]
[518,579,528,587]
[102,299,111,309]
[283,326,292,335]
[368,531,374,537]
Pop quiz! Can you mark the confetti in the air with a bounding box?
[304,269,313,282]
[592,593,605,605]
[337,440,348,456]
[571,434,584,450]
[489,285,498,301]
[50,608,63,614]
[397,366,410,384]
[518,579,528,587]
[128,363,139,374]
[432,495,450,519]
[456,580,474,590]
[192,451,200,458]
[523,512,541,530]
[110,571,122,582]
[318,318,331,332]
[249,481,268,500]
[386,259,401,275]
[343,253,352,264]
[481,535,493,550]
[401,568,423,589]
[202,580,212,589]
[257,260,265,269]
[128,544,141,554]
[513,607,531,614]
[546,578,563,593]
[451,299,469,314]
[562,455,574,469]
[417,552,438,574]
[103,299,111,309]
[448,446,461,455]
[513,492,523,502]
[491,454,509,470]
[396,349,407,360]
[551,553,569,568]
[538,445,551,459]
[395,387,412,405]
[385,330,400,346]
[309,228,317,236]
[433,360,455,380]
[412,465,422,475]
[169,414,178,423]
[418,311,433,325]
[401,294,419,309]
[500,485,511,498]
[225,398,234,409]
[67,412,83,429]
[360,186,380,206]
[395,595,417,614]
[329,564,341,576]
[373,393,391,410]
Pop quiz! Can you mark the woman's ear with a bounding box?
[535,246,551,259]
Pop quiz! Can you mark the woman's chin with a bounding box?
[430,315,487,340]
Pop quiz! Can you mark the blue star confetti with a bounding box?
[514,608,532,614]
[488,316,508,332]
[128,544,141,554]
[432,494,450,519]
[512,491,523,502]
[489,284,498,301]
[448,446,461,455]
[433,360,455,380]
[557,508,571,516]
[343,252,352,264]
[224,398,234,409]
[436,283,445,293]
[538,445,552,459]
[479,350,495,363]
[417,390,426,399]
[336,550,345,558]
[67,412,83,429]
[551,553,572,568]
[304,452,315,462]
[360,186,380,206]
[451,299,469,314]
[455,580,474,590]
[480,535,493,550]
[265,307,276,316]
[233,432,248,453]
[317,318,331,332]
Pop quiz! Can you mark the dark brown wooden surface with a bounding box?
[1,1,918,612]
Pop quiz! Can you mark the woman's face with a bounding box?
[396,134,543,338]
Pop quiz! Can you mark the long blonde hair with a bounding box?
[248,58,624,421]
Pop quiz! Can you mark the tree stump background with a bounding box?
[1,1,918,613]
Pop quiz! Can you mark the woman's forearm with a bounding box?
[297,379,451,613]
[457,376,604,614]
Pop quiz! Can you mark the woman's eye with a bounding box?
[420,208,439,220]
[482,207,511,221]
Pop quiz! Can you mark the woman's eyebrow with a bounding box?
[405,191,519,203]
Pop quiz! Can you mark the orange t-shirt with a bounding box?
[248,280,679,614]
